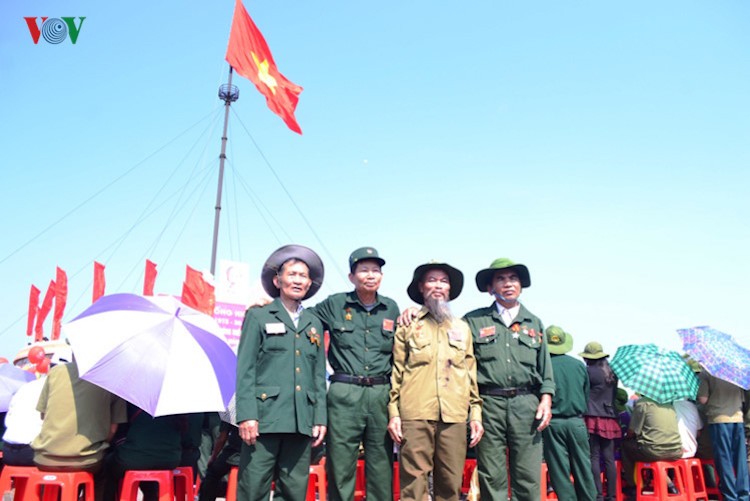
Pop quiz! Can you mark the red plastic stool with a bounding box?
[602,460,624,501]
[307,463,326,501]
[678,458,708,501]
[224,466,238,501]
[28,470,95,501]
[700,460,723,500]
[461,459,477,496]
[393,461,400,501]
[540,462,558,500]
[119,470,173,501]
[635,461,689,500]
[353,459,365,501]
[172,467,193,501]
[0,465,38,500]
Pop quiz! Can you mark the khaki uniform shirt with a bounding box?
[388,308,482,423]
[698,372,744,424]
[629,397,683,457]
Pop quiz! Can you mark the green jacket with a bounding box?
[236,298,327,436]
[463,302,555,396]
[309,291,400,377]
[549,354,589,418]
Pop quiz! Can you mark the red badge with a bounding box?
[382,319,395,332]
[479,326,496,338]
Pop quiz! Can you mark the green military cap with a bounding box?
[348,247,385,272]
[579,341,609,360]
[546,325,574,355]
[407,261,464,304]
[475,258,531,291]
[261,244,325,300]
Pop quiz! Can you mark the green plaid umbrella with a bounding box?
[610,344,699,404]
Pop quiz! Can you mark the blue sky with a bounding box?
[1,0,748,360]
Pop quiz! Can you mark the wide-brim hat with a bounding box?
[406,261,464,305]
[546,325,574,355]
[349,247,385,271]
[579,341,609,359]
[475,258,531,291]
[261,245,324,300]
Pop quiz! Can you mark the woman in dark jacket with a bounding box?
[581,342,619,501]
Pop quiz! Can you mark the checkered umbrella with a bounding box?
[677,326,750,390]
[610,344,699,404]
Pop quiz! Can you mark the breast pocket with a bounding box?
[447,339,467,368]
[473,335,499,361]
[380,329,395,353]
[331,322,355,349]
[516,336,540,366]
[407,335,433,367]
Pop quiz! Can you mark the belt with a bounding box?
[478,385,537,397]
[330,374,389,386]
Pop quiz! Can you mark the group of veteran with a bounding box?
[235,244,556,501]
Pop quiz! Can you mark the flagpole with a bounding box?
[210,66,239,276]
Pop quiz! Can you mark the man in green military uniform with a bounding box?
[542,326,596,501]
[463,258,555,501]
[236,245,328,501]
[309,247,400,501]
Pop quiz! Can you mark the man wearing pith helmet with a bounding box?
[388,261,483,501]
[308,247,400,501]
[463,258,555,501]
[236,244,328,501]
[542,326,596,501]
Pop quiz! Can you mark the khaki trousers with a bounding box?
[399,420,467,501]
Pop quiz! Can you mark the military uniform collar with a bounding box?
[345,290,382,309]
[268,297,309,331]
[486,301,533,324]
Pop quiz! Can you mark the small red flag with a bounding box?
[36,280,56,341]
[181,265,216,316]
[27,285,40,337]
[93,261,106,303]
[144,259,157,296]
[226,0,303,134]
[52,267,68,340]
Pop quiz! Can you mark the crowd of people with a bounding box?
[1,244,748,501]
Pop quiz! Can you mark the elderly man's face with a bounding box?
[273,260,312,301]
[349,260,383,294]
[489,270,522,302]
[419,269,451,302]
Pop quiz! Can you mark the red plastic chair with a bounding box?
[225,466,239,501]
[30,470,95,501]
[172,467,194,501]
[119,470,173,501]
[307,462,326,501]
[0,465,38,501]
[353,459,365,501]
[635,461,689,500]
[700,459,723,501]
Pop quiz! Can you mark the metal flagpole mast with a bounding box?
[210,66,240,276]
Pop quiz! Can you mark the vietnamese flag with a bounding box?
[225,0,303,134]
[93,261,106,303]
[181,265,216,316]
[52,267,68,340]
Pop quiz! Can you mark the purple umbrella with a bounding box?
[0,363,36,412]
[64,293,236,417]
[677,326,750,390]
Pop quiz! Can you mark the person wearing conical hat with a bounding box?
[387,261,483,501]
[307,247,400,501]
[235,245,328,501]
[463,258,555,501]
[542,326,597,501]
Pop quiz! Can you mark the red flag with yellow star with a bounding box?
[225,0,303,134]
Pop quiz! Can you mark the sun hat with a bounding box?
[261,245,324,300]
[546,325,574,355]
[579,341,609,359]
[475,258,531,291]
[406,261,464,305]
[348,247,385,272]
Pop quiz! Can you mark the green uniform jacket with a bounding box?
[309,291,399,377]
[236,298,327,436]
[463,302,555,395]
[549,354,589,417]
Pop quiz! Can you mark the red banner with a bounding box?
[181,265,215,316]
[52,267,68,340]
[144,259,157,296]
[26,285,40,337]
[93,261,106,303]
[35,280,56,341]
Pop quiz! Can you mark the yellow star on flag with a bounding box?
[252,52,278,95]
